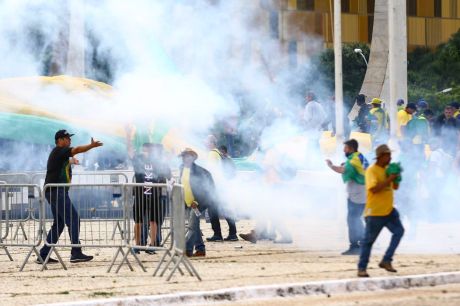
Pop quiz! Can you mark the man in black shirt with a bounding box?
[130,143,172,252]
[39,130,103,264]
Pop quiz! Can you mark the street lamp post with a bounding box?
[354,48,368,66]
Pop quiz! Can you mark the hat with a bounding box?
[397,99,404,106]
[55,129,74,140]
[371,98,382,105]
[417,100,428,109]
[179,148,198,160]
[375,144,392,158]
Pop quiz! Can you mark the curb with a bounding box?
[41,271,460,306]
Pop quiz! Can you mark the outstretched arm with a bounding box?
[71,138,103,156]
[326,159,345,174]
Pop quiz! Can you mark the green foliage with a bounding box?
[316,29,460,115]
[314,42,369,109]
[408,29,460,113]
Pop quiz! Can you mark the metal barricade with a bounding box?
[39,182,200,280]
[0,184,43,270]
[0,173,31,184]
[40,183,127,271]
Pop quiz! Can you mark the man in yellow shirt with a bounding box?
[397,102,416,138]
[179,148,218,257]
[358,144,404,277]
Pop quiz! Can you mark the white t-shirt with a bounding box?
[303,101,326,131]
[347,180,366,204]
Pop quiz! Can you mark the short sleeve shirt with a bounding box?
[364,164,394,217]
[44,146,73,185]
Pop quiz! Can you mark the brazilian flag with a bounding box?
[342,152,369,185]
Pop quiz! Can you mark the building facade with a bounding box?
[265,0,460,52]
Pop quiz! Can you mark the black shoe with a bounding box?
[224,235,239,241]
[70,253,94,263]
[131,247,141,254]
[35,257,58,264]
[145,246,156,255]
[206,235,223,242]
[341,247,361,255]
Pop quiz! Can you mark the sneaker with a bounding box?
[145,246,156,255]
[239,232,257,244]
[131,248,141,255]
[35,257,58,264]
[70,253,94,263]
[379,261,397,272]
[206,235,224,242]
[224,235,239,241]
[192,250,206,257]
[357,269,370,277]
[341,247,361,255]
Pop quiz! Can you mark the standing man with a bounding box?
[354,94,370,133]
[129,143,172,253]
[397,102,417,139]
[39,130,103,264]
[358,144,404,277]
[205,135,238,242]
[179,148,218,257]
[367,98,388,147]
[326,139,368,255]
[303,92,327,136]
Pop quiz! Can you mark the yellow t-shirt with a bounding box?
[181,167,195,207]
[397,109,412,138]
[364,164,394,217]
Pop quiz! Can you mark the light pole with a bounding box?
[354,48,368,66]
[333,0,344,143]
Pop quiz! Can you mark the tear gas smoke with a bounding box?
[0,0,459,254]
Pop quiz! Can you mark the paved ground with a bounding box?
[1,220,460,305]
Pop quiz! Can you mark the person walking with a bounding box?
[179,148,219,257]
[326,139,368,255]
[358,144,404,277]
[38,130,103,264]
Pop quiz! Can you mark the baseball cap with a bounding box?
[375,144,392,158]
[55,129,74,141]
[371,98,382,105]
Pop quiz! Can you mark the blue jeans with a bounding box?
[185,209,205,253]
[40,189,82,258]
[347,200,365,248]
[358,209,404,270]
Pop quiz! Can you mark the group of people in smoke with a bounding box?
[38,89,458,277]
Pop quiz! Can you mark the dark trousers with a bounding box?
[40,189,82,258]
[358,209,404,270]
[208,205,237,237]
[347,200,365,248]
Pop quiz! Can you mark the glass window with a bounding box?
[342,0,350,13]
[297,0,314,10]
[434,0,441,17]
[269,11,279,39]
[367,0,375,14]
[407,0,417,16]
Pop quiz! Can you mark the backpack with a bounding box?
[213,149,237,179]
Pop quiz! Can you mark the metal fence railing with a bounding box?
[0,184,43,270]
[0,171,200,281]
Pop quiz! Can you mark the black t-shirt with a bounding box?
[132,154,171,196]
[44,146,73,185]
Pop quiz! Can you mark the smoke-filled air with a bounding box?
[1,0,459,258]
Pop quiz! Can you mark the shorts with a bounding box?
[133,187,167,224]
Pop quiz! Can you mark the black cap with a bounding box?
[406,102,417,110]
[55,129,74,140]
